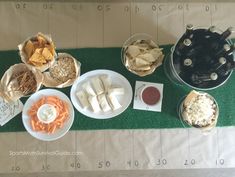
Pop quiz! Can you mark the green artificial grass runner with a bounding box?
[0,45,235,132]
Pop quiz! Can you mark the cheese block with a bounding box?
[107,94,122,110]
[91,77,104,95]
[108,87,124,96]
[82,82,96,96]
[100,75,111,92]
[98,94,111,112]
[88,96,101,113]
[76,90,89,109]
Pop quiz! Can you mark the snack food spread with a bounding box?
[1,30,227,136]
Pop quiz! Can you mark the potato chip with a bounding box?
[135,57,150,67]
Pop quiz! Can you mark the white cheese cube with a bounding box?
[108,87,124,96]
[100,75,112,92]
[88,96,101,113]
[107,94,122,110]
[82,82,96,96]
[76,90,89,109]
[98,94,111,112]
[91,77,104,95]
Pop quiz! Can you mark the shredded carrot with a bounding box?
[28,96,69,134]
[30,119,36,131]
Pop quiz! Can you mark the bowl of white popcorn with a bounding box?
[178,90,219,132]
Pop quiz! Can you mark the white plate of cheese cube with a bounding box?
[70,69,133,119]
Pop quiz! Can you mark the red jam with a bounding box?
[141,86,160,105]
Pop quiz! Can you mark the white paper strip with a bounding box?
[1,127,235,174]
[1,1,235,49]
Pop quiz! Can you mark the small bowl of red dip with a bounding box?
[141,86,161,106]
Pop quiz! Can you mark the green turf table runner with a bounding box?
[0,46,235,132]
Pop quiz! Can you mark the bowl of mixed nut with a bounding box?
[42,53,81,88]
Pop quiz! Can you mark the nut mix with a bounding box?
[49,57,76,84]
